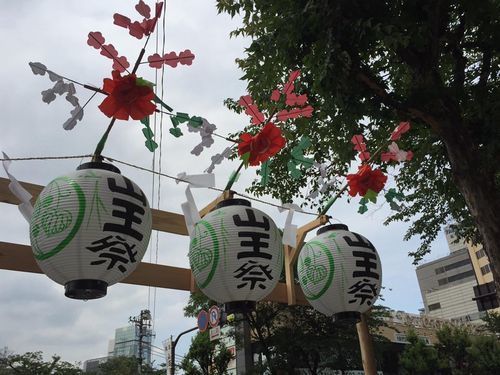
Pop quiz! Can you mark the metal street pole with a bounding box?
[168,326,197,375]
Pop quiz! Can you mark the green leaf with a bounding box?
[358,203,368,214]
[154,95,173,112]
[175,112,190,123]
[170,116,180,127]
[136,77,154,87]
[169,127,183,138]
[260,160,271,186]
[142,127,154,139]
[189,116,203,128]
[241,152,251,168]
[140,116,150,127]
[364,189,378,203]
[145,139,158,152]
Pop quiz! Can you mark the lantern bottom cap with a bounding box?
[332,311,361,324]
[224,300,256,314]
[65,279,108,300]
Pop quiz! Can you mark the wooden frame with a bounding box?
[0,177,316,305]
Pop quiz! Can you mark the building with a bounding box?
[112,323,153,366]
[416,225,499,322]
[83,357,108,373]
[466,243,499,312]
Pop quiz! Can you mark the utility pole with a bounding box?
[130,309,154,373]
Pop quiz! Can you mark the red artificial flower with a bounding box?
[346,165,388,197]
[238,122,286,166]
[98,70,156,120]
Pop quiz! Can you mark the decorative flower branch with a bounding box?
[224,70,315,190]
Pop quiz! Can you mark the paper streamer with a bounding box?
[177,172,215,238]
[1,152,34,222]
[278,203,302,247]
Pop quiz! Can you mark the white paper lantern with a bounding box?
[189,199,283,311]
[29,162,152,299]
[297,224,382,322]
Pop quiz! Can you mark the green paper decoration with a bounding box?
[140,117,158,152]
[260,160,271,186]
[287,136,314,179]
[169,127,183,138]
[385,188,404,212]
[358,197,368,214]
[364,189,378,203]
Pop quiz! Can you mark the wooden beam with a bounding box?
[199,190,234,218]
[0,177,189,236]
[0,241,309,305]
[290,215,329,265]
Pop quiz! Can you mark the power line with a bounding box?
[0,154,323,216]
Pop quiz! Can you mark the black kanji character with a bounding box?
[233,209,270,230]
[86,235,138,273]
[234,260,273,290]
[343,232,375,252]
[352,250,380,279]
[108,176,147,207]
[103,198,145,241]
[348,278,378,305]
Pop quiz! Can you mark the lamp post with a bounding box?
[167,326,197,375]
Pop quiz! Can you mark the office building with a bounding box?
[112,324,153,366]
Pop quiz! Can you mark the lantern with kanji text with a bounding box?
[188,199,283,312]
[297,224,382,322]
[29,162,152,300]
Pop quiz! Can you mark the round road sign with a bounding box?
[197,310,209,332]
[208,305,220,328]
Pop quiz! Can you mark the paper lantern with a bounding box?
[29,162,152,300]
[297,224,382,322]
[189,199,283,312]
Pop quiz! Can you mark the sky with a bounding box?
[0,0,452,368]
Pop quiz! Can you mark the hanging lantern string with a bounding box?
[0,154,323,217]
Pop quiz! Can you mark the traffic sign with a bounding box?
[197,310,208,332]
[208,305,220,328]
[209,326,221,341]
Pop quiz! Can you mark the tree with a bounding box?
[216,0,500,296]
[399,330,439,375]
[0,351,82,375]
[435,325,472,374]
[178,332,232,375]
[184,292,388,373]
[466,335,500,375]
[482,310,500,336]
[97,356,165,375]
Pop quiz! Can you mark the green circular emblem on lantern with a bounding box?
[297,240,335,300]
[189,220,219,288]
[30,176,86,260]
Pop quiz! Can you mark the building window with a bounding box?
[481,264,491,275]
[428,302,441,311]
[476,249,486,259]
[395,333,431,345]
[435,266,445,275]
[437,270,475,286]
[438,278,449,286]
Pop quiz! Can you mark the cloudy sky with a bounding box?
[0,0,452,367]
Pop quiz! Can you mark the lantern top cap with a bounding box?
[317,223,349,235]
[216,198,251,209]
[77,161,121,174]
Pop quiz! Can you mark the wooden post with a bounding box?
[356,313,377,375]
